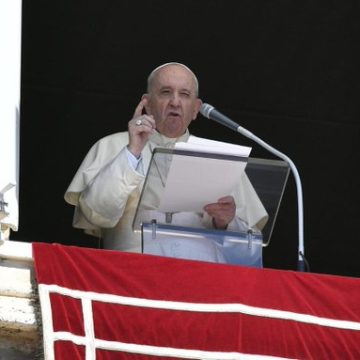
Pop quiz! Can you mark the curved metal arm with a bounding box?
[236,125,305,271]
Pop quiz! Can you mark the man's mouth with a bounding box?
[167,111,181,118]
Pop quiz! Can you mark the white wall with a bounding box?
[0,0,22,239]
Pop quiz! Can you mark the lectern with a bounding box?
[133,148,289,267]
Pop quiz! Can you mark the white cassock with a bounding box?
[65,130,268,263]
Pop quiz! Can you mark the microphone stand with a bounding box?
[201,104,306,271]
[235,124,306,271]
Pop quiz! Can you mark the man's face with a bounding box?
[144,65,202,138]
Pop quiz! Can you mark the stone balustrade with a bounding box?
[0,240,42,359]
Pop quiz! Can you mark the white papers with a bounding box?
[158,138,251,213]
[174,136,251,157]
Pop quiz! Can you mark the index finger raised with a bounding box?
[133,98,148,118]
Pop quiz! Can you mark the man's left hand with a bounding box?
[204,196,236,230]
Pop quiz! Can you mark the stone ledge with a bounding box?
[0,295,37,332]
[0,240,42,358]
[0,262,33,298]
[0,240,33,262]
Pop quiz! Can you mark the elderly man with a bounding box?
[65,63,267,254]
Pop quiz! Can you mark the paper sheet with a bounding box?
[158,138,250,212]
[175,136,252,157]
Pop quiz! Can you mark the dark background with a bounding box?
[13,0,360,277]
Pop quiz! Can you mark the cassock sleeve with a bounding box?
[64,133,144,234]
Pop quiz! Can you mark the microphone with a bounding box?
[200,103,306,272]
[200,103,240,132]
[200,103,257,140]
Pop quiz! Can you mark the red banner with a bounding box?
[33,242,360,359]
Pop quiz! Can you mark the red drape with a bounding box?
[33,242,360,359]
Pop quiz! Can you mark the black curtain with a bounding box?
[15,0,360,277]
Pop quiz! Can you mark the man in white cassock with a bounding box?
[65,63,268,263]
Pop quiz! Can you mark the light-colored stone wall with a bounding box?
[0,241,43,359]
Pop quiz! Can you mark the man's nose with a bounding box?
[169,93,181,106]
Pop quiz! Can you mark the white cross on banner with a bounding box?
[32,243,360,359]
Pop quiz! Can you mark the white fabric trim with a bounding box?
[38,283,360,359]
[50,331,292,360]
[38,285,55,360]
[82,298,96,360]
[40,284,360,331]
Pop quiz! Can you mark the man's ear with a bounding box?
[141,94,150,114]
[192,98,203,120]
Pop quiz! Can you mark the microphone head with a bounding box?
[200,103,214,119]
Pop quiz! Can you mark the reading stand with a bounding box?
[133,148,289,267]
